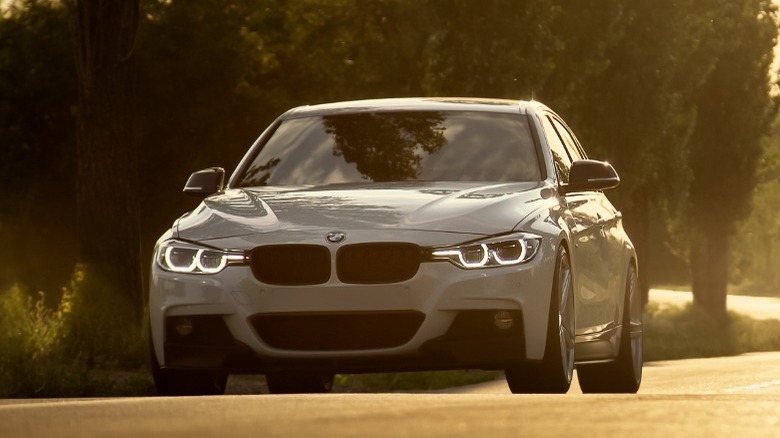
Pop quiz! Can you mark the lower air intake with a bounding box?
[252,311,425,350]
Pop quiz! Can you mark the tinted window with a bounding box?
[551,117,585,161]
[235,111,541,186]
[541,116,572,182]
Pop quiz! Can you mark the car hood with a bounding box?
[175,181,555,243]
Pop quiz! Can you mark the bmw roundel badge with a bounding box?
[326,231,346,243]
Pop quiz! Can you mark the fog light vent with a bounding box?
[175,317,194,337]
[493,311,514,330]
[165,315,234,346]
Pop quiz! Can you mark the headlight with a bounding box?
[431,233,541,269]
[156,240,246,274]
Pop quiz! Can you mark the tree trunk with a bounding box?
[690,224,729,320]
[67,0,142,320]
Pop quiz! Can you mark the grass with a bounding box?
[337,370,500,392]
[643,302,780,361]
[2,271,779,396]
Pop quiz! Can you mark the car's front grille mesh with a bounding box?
[251,311,425,350]
[249,243,422,285]
[250,244,331,285]
[337,243,422,284]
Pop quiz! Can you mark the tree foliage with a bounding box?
[0,0,778,322]
[732,117,780,293]
[687,0,778,318]
[0,1,77,293]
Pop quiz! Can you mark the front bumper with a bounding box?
[161,309,526,373]
[149,242,556,373]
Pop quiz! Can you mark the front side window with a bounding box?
[541,116,573,183]
[235,111,541,186]
[551,117,585,162]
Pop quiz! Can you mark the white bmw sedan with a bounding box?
[148,98,642,395]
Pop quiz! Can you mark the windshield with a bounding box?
[235,111,541,186]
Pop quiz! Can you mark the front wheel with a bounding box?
[577,263,642,393]
[148,324,227,396]
[150,351,227,396]
[505,246,574,394]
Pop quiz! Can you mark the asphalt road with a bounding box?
[1,351,779,438]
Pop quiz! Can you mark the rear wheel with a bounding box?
[265,372,335,394]
[577,263,642,393]
[505,247,574,393]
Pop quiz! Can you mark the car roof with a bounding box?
[281,97,544,119]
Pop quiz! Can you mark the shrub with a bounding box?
[643,302,780,361]
[0,265,153,397]
[62,264,148,370]
[0,284,89,397]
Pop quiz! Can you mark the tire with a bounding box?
[265,372,335,394]
[577,263,642,393]
[505,246,574,394]
[149,327,228,396]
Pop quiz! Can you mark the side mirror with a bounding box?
[183,167,225,198]
[563,160,620,193]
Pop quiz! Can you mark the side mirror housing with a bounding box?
[183,167,225,198]
[563,160,620,193]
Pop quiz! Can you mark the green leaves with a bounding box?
[2,0,779,310]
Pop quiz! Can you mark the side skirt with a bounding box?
[574,324,621,363]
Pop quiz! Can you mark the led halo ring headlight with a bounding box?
[431,233,541,269]
[157,240,246,275]
[163,246,197,273]
[492,239,527,266]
